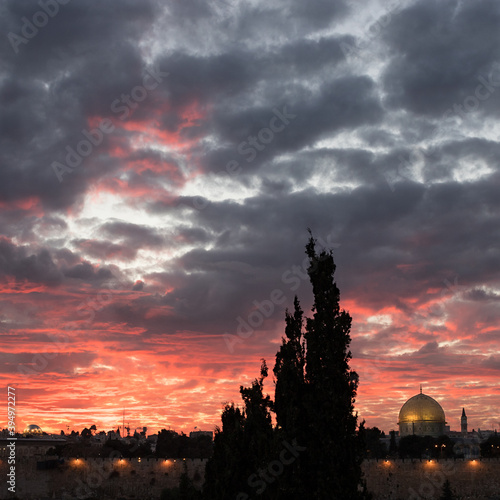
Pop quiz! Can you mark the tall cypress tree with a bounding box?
[205,234,369,499]
[273,233,369,499]
[203,361,273,499]
[239,359,274,477]
[273,297,309,497]
[305,234,367,499]
[203,403,246,499]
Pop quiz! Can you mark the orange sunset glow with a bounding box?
[1,0,500,443]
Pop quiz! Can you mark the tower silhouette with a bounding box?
[461,408,468,435]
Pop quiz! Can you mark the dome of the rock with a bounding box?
[398,391,446,437]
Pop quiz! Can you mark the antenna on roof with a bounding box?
[420,384,422,394]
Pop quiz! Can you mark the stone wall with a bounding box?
[0,456,207,499]
[2,456,500,499]
[362,458,500,499]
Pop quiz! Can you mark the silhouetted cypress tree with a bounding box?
[273,233,369,499]
[179,461,201,499]
[205,234,369,499]
[239,360,274,465]
[203,361,273,499]
[273,297,309,496]
[304,233,367,498]
[389,430,397,455]
[274,297,305,436]
[203,403,246,499]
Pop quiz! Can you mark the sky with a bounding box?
[1,0,500,436]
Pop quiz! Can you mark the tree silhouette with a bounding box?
[440,479,455,500]
[275,233,369,499]
[203,234,370,499]
[364,427,387,459]
[81,427,92,439]
[480,432,500,457]
[273,296,309,496]
[203,361,273,499]
[389,430,397,455]
[239,360,274,467]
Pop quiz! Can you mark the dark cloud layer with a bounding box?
[0,0,499,433]
[382,0,500,117]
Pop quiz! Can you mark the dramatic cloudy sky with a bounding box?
[1,0,500,435]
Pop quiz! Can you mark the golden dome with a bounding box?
[23,424,43,435]
[398,393,446,424]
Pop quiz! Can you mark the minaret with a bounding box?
[461,408,467,436]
